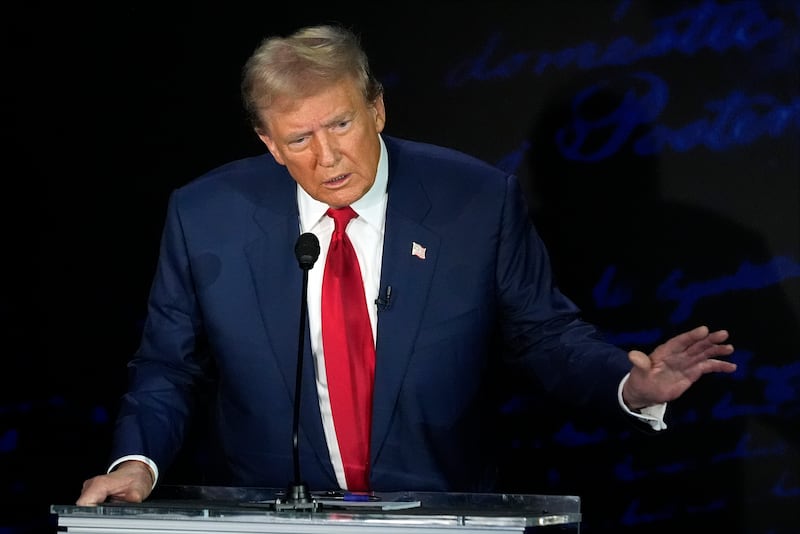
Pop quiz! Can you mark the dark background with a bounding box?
[5,1,799,533]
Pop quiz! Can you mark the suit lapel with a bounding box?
[244,178,335,482]
[370,160,440,464]
[246,206,300,392]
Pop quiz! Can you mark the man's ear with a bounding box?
[256,129,285,166]
[373,94,386,133]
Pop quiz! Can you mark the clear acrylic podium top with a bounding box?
[51,485,581,533]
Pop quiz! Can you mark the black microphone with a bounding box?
[375,285,392,312]
[280,232,320,511]
[295,232,320,270]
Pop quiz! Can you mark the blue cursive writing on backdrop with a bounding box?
[445,0,784,88]
[494,72,800,169]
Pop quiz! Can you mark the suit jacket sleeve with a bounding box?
[495,174,632,411]
[109,189,209,470]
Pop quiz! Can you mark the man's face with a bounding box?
[257,78,386,209]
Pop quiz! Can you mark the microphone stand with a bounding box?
[277,233,320,512]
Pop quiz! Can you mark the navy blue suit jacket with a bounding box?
[111,136,632,492]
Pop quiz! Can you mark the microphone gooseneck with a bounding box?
[282,232,320,510]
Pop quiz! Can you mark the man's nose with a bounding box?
[314,134,339,167]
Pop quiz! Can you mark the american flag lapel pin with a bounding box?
[411,241,427,260]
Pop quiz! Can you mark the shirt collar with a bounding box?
[298,134,389,232]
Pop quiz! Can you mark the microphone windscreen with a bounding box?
[295,232,321,269]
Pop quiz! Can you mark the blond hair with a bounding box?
[241,24,384,132]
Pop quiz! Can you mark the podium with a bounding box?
[50,485,581,533]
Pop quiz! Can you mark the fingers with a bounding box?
[689,328,730,352]
[647,326,735,378]
[685,335,734,367]
[686,337,733,359]
[75,468,152,506]
[664,326,731,356]
[701,358,738,374]
[663,325,709,353]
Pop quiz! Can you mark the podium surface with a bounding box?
[51,485,581,533]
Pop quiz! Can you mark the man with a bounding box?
[76,24,735,505]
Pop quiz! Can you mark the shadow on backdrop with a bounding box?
[495,73,800,533]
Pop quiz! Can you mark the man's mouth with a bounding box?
[325,173,349,185]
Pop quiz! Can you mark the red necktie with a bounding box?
[321,206,375,491]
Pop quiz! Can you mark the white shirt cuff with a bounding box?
[618,373,668,431]
[108,455,159,490]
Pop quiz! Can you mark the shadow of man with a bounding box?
[499,71,800,533]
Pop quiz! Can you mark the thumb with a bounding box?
[76,483,109,506]
[628,349,651,371]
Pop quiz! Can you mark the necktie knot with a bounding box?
[327,206,358,235]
